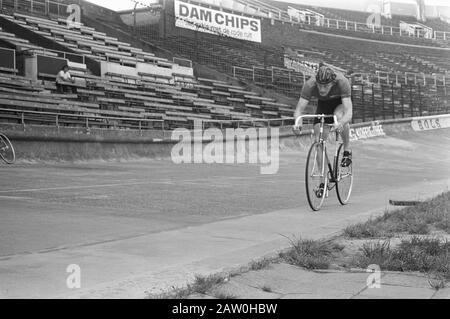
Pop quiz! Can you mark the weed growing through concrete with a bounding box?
[279,236,344,270]
[351,237,450,282]
[344,192,450,239]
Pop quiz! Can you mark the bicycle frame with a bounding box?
[295,114,340,182]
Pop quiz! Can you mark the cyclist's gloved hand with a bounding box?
[293,115,303,132]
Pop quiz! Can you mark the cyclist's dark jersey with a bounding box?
[300,72,352,101]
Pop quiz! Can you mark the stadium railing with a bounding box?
[0,107,166,131]
[0,0,69,19]
[233,64,448,89]
[22,47,86,64]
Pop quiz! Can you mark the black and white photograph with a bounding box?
[0,0,449,307]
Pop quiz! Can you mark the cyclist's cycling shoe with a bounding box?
[341,151,352,168]
[315,183,325,198]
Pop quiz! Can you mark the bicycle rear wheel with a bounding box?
[305,142,328,211]
[0,134,15,164]
[335,144,353,205]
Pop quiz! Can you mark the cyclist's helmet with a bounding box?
[316,64,337,85]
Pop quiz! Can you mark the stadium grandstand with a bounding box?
[0,0,449,134]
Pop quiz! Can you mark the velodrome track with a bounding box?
[0,118,449,298]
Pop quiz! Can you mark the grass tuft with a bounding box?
[279,237,344,270]
[149,274,227,299]
[191,274,227,295]
[428,273,447,290]
[344,192,450,239]
[351,237,450,281]
[249,258,272,271]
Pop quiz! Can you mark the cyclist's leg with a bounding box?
[313,122,330,174]
[334,104,351,152]
[334,104,352,167]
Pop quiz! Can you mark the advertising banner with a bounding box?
[411,115,450,131]
[284,56,319,75]
[174,0,262,43]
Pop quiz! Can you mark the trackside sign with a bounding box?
[411,115,450,131]
[350,121,386,141]
[174,0,262,43]
[284,56,319,75]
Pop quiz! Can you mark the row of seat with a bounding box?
[233,64,449,119]
[322,49,450,76]
[130,21,450,122]
[351,82,448,120]
[1,61,447,129]
[0,10,298,129]
[2,12,171,68]
[0,23,61,56]
[0,63,297,130]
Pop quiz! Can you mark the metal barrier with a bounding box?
[286,13,450,42]
[233,65,306,86]
[1,101,449,132]
[234,64,449,89]
[0,106,293,131]
[0,0,69,18]
[23,47,86,64]
[435,31,449,41]
[200,118,293,130]
[42,48,85,65]
[0,107,165,131]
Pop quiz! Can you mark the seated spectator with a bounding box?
[56,65,77,94]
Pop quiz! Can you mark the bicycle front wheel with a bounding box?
[0,134,16,164]
[335,144,353,205]
[305,142,328,211]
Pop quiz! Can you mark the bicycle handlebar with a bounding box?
[294,114,338,129]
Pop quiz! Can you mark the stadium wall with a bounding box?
[2,115,449,162]
[119,8,161,26]
[79,0,121,24]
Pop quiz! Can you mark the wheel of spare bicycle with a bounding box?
[305,142,328,211]
[335,144,353,205]
[0,134,15,164]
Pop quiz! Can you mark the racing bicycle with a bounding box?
[0,133,15,164]
[294,115,353,211]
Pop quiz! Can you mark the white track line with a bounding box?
[0,175,290,194]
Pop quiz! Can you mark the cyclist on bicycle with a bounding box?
[294,63,353,196]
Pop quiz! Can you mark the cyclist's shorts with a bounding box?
[314,98,342,125]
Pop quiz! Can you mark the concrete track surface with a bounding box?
[0,122,449,298]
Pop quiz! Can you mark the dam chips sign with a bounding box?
[174,0,262,43]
